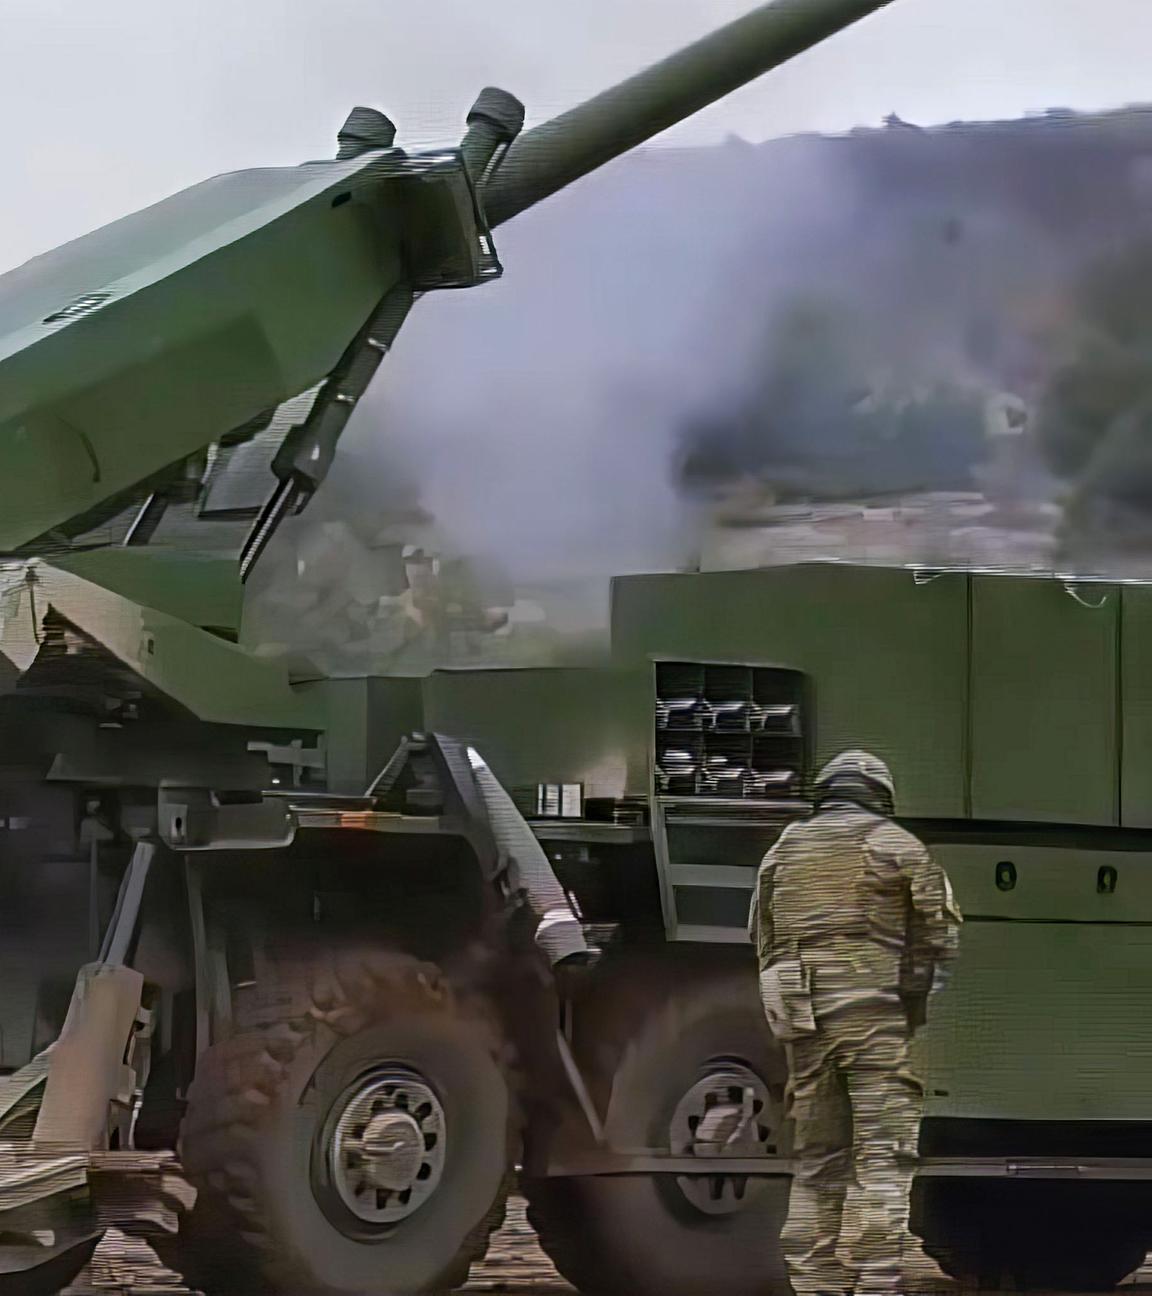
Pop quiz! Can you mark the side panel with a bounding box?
[935,842,1152,922]
[913,919,1152,1121]
[568,815,1152,1123]
[52,549,242,633]
[422,666,651,802]
[610,565,969,819]
[0,781,97,1069]
[0,564,323,732]
[907,842,1152,1121]
[969,576,1117,825]
[322,680,373,796]
[0,171,404,550]
[322,677,426,794]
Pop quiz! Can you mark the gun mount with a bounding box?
[0,0,893,564]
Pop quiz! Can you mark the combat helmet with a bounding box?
[813,749,895,815]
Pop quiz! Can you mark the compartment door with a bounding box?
[970,576,1117,824]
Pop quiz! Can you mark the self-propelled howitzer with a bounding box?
[0,5,901,1296]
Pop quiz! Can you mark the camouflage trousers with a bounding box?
[781,1000,923,1296]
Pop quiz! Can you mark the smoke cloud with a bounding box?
[245,109,1152,675]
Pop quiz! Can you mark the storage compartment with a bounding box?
[914,919,1152,1121]
[613,566,970,819]
[654,661,806,800]
[969,576,1118,825]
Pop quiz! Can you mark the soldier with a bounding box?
[749,749,962,1296]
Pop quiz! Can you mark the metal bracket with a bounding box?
[239,284,415,581]
[184,860,211,1059]
[99,841,156,966]
[554,1030,605,1145]
[159,787,294,851]
[547,1151,791,1177]
[542,1153,1152,1181]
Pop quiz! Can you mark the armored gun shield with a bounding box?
[0,146,497,552]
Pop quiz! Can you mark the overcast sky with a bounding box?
[3,0,1150,271]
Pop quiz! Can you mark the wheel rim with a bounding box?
[668,1062,778,1216]
[321,1067,447,1228]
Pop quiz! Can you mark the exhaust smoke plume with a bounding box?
[245,109,1152,675]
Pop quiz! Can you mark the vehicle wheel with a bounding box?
[918,1179,1151,1291]
[524,966,791,1296]
[0,1235,99,1296]
[173,949,517,1295]
[932,1228,1147,1292]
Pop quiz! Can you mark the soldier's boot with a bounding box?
[852,1241,958,1296]
[901,1241,958,1294]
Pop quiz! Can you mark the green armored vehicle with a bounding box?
[4,0,1148,1293]
[0,3,914,1294]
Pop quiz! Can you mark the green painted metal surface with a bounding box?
[371,565,1152,836]
[934,843,1152,922]
[610,565,969,818]
[0,149,485,550]
[321,676,425,794]
[915,844,1152,1121]
[913,920,1152,1121]
[0,563,321,733]
[422,666,650,801]
[1121,584,1152,829]
[51,549,242,633]
[970,575,1118,825]
[7,0,1150,1145]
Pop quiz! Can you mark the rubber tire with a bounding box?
[173,949,516,1295]
[0,1236,98,1296]
[525,967,791,1296]
[934,1231,1147,1292]
[918,1179,1151,1291]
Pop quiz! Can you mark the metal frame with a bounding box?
[99,841,157,966]
[544,1152,1152,1180]
[184,858,212,1059]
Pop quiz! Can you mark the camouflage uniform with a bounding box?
[749,751,962,1296]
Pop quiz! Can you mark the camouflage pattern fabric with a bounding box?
[783,996,923,1294]
[750,798,961,1295]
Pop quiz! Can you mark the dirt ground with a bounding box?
[66,1197,568,1294]
[66,1192,1152,1294]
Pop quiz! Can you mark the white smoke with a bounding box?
[247,138,872,672]
[245,116,1143,674]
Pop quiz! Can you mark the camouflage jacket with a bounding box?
[748,802,962,1002]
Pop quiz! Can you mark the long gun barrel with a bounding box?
[483,0,895,227]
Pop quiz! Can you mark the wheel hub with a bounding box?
[358,1110,425,1192]
[669,1064,778,1216]
[325,1068,446,1226]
